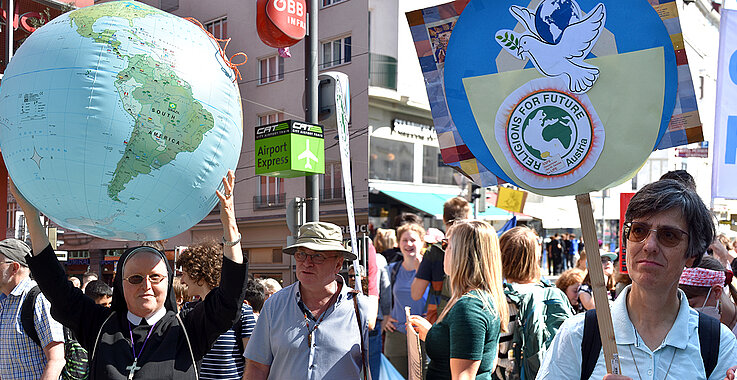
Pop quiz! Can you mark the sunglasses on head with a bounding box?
[125,273,167,285]
[624,221,689,248]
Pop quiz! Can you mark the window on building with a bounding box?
[322,0,347,7]
[321,161,344,201]
[14,211,26,240]
[321,35,351,69]
[258,112,284,126]
[256,114,287,208]
[259,55,285,85]
[205,17,227,39]
[69,250,90,259]
[369,137,413,182]
[422,146,456,185]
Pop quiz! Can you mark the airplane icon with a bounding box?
[298,140,319,169]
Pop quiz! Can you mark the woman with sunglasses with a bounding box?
[577,251,618,311]
[10,171,248,379]
[408,220,508,380]
[538,179,737,380]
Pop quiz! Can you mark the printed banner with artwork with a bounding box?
[407,0,702,194]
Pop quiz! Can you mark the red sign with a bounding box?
[267,0,306,40]
[619,192,636,274]
[257,0,305,48]
[675,147,709,158]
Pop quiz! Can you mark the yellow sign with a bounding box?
[496,187,527,214]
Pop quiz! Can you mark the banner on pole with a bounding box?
[324,71,363,292]
[712,9,737,200]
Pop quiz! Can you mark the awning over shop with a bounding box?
[523,197,582,229]
[380,190,529,221]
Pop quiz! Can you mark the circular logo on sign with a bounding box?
[495,78,604,189]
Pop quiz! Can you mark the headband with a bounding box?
[679,267,726,287]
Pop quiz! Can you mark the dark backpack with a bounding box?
[21,285,89,380]
[580,309,720,380]
[504,281,574,380]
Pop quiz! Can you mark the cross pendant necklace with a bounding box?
[127,320,158,379]
[126,359,141,380]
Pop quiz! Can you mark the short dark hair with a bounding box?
[659,170,696,190]
[393,212,423,229]
[443,197,470,226]
[245,278,266,313]
[84,280,112,300]
[625,179,714,265]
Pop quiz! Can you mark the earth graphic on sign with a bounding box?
[534,0,582,44]
[523,106,574,159]
[0,1,243,240]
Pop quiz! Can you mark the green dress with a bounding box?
[424,290,501,380]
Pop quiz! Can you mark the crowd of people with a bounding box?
[4,169,737,379]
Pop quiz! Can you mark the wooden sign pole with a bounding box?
[575,193,620,374]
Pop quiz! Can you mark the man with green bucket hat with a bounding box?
[245,222,371,380]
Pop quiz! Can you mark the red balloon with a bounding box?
[257,0,303,48]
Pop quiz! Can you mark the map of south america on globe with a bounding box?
[108,54,214,201]
[523,106,574,159]
[0,0,243,240]
[67,4,216,202]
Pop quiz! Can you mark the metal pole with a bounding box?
[2,0,13,240]
[304,0,319,222]
[4,0,14,69]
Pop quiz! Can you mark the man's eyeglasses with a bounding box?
[624,221,689,248]
[124,274,167,285]
[294,251,338,264]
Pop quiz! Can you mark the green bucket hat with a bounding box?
[283,222,356,260]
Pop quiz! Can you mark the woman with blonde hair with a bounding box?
[409,220,508,379]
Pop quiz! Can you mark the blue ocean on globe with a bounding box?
[534,0,582,44]
[0,1,243,241]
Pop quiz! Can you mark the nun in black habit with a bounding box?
[10,171,248,379]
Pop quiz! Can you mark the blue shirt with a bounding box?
[0,277,65,380]
[537,285,737,380]
[244,276,370,380]
[389,262,428,334]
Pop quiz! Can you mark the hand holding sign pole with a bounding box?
[409,0,698,374]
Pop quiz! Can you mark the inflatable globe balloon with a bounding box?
[0,1,243,241]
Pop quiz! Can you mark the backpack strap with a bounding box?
[698,312,720,378]
[21,285,42,347]
[580,309,601,380]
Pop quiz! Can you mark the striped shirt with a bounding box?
[198,302,256,380]
[0,277,65,380]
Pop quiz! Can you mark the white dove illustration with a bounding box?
[512,3,606,94]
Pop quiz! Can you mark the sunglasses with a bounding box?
[624,221,689,248]
[294,251,338,264]
[441,238,449,250]
[124,274,167,285]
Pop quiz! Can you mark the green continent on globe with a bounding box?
[69,1,162,48]
[523,106,573,159]
[108,54,215,201]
